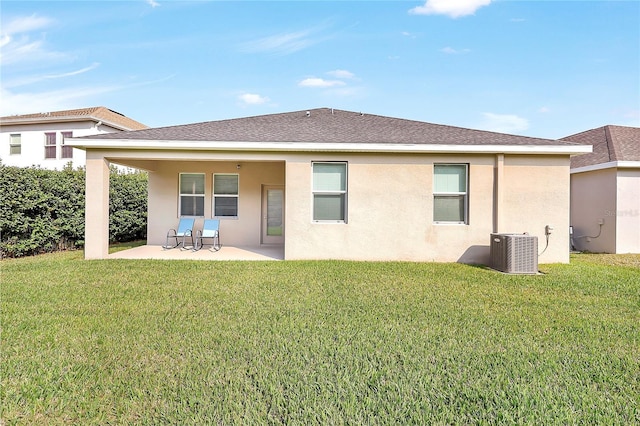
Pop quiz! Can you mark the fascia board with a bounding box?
[0,116,129,130]
[571,160,640,174]
[67,138,592,156]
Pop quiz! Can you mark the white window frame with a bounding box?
[61,131,73,159]
[44,132,57,159]
[312,162,348,223]
[213,173,239,219]
[9,134,21,155]
[433,163,469,225]
[179,173,205,217]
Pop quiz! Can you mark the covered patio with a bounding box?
[109,244,284,261]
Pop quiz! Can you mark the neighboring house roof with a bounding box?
[78,108,576,145]
[564,125,640,169]
[0,106,148,131]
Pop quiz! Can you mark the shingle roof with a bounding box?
[81,108,577,146]
[563,125,640,168]
[0,106,148,131]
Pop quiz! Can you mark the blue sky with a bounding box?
[1,0,638,139]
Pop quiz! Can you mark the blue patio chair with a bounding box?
[163,218,195,250]
[194,219,221,252]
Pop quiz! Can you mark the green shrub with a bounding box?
[109,168,148,242]
[0,164,147,257]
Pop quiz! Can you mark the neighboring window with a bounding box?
[433,164,468,224]
[61,132,73,159]
[179,173,205,216]
[213,174,239,217]
[44,132,57,159]
[312,162,347,222]
[9,134,21,155]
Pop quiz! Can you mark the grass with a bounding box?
[1,252,639,424]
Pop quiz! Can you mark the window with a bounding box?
[213,174,239,217]
[61,132,73,159]
[433,164,468,224]
[312,162,347,222]
[9,134,21,155]
[179,173,205,216]
[45,132,57,159]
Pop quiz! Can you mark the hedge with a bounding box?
[0,164,147,258]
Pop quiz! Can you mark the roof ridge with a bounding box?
[604,126,618,161]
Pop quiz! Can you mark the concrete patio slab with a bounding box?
[109,245,284,261]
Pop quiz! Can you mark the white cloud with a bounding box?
[146,0,160,7]
[409,0,492,18]
[0,15,63,66]
[0,85,119,116]
[241,28,325,55]
[1,14,52,36]
[238,93,270,105]
[298,78,346,88]
[327,69,354,79]
[4,63,101,88]
[440,46,470,54]
[480,112,529,134]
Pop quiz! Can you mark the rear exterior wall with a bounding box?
[284,153,570,263]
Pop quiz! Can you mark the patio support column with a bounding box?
[493,153,504,233]
[85,155,110,259]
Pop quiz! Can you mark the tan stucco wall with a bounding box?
[285,153,569,263]
[84,154,110,259]
[570,168,617,253]
[501,156,571,263]
[83,149,572,263]
[147,160,285,247]
[616,169,640,253]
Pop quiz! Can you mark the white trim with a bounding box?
[68,138,592,155]
[571,161,640,174]
[0,116,136,132]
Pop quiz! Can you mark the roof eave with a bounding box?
[67,139,592,155]
[571,160,640,174]
[0,116,134,131]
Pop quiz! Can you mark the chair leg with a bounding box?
[163,234,178,250]
[210,235,221,252]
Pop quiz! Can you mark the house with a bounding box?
[68,108,591,263]
[0,107,148,170]
[564,125,640,254]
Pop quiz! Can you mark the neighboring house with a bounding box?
[69,108,590,263]
[564,125,640,254]
[0,107,147,169]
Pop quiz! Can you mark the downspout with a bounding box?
[493,153,504,233]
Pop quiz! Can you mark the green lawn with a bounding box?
[1,252,638,424]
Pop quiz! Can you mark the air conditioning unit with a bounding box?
[490,233,538,274]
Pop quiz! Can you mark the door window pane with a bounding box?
[267,189,283,236]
